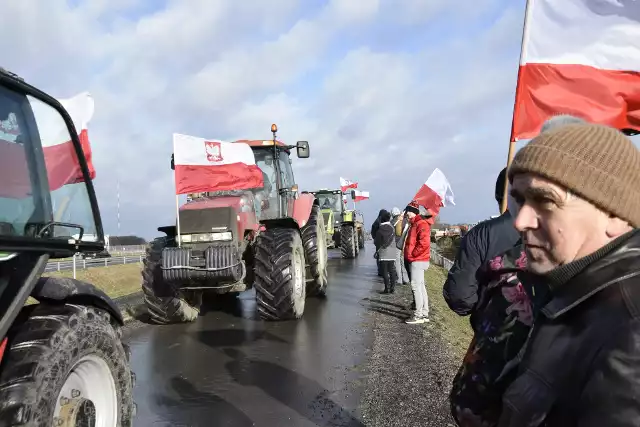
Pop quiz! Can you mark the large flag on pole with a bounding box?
[340,177,358,192]
[173,133,264,195]
[511,0,640,141]
[412,168,455,216]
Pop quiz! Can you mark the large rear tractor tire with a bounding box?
[301,205,329,297]
[341,224,357,259]
[0,303,135,426]
[254,228,306,320]
[141,237,201,324]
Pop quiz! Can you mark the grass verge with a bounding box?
[425,265,473,360]
[40,263,142,299]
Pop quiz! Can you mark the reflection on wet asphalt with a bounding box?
[125,244,381,426]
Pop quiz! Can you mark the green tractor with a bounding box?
[307,189,365,259]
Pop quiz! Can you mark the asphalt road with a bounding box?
[124,244,380,427]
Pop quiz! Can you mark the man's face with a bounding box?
[406,211,416,220]
[510,173,617,274]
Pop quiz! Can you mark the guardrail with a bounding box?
[431,250,454,271]
[45,255,144,277]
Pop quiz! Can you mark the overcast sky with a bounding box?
[2,0,531,238]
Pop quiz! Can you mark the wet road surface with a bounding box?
[125,244,382,426]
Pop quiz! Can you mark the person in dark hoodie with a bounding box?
[371,209,387,276]
[374,210,398,293]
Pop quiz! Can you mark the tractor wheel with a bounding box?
[0,303,135,426]
[341,224,357,259]
[141,236,201,324]
[301,205,329,297]
[254,228,306,320]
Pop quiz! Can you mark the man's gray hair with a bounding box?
[540,114,587,133]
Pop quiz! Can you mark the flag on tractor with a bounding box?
[412,168,455,216]
[0,91,96,199]
[511,0,640,141]
[172,133,264,195]
[340,177,358,192]
[353,190,370,202]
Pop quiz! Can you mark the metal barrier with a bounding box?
[45,255,144,278]
[430,250,454,271]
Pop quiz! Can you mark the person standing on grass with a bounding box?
[403,201,435,324]
[391,206,410,284]
[374,210,399,294]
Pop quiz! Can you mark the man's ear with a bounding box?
[605,216,633,238]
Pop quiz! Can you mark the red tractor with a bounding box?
[142,124,329,323]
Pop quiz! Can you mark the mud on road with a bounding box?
[123,245,463,426]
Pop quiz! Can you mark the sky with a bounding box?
[1,0,531,239]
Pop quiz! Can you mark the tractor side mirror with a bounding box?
[171,153,175,170]
[296,141,310,158]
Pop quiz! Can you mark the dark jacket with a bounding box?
[374,222,397,260]
[370,209,386,241]
[443,211,520,320]
[499,228,640,427]
[405,215,434,262]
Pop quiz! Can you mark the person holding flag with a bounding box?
[403,201,435,324]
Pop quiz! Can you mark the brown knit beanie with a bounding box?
[508,123,640,227]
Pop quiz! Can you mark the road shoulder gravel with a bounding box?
[360,266,470,427]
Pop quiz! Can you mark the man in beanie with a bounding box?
[498,122,640,426]
[403,201,435,324]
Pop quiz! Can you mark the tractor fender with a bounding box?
[292,193,318,228]
[31,276,124,325]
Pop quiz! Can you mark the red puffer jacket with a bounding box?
[404,215,434,262]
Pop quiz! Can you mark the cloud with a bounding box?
[1,0,529,238]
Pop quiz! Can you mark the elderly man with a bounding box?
[498,122,640,426]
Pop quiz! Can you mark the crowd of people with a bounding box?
[370,202,435,324]
[370,114,640,425]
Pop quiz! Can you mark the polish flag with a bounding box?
[511,0,640,141]
[43,92,96,190]
[173,133,264,195]
[353,190,370,202]
[340,177,358,192]
[412,168,455,216]
[0,92,95,199]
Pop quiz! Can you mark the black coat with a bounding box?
[370,209,387,241]
[499,229,640,427]
[443,211,520,324]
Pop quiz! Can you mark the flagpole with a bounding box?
[501,0,533,214]
[175,195,181,247]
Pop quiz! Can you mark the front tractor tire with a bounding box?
[341,224,357,259]
[0,303,134,427]
[254,228,306,320]
[141,237,201,324]
[301,205,329,297]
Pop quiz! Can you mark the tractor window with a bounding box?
[0,85,98,246]
[278,154,295,189]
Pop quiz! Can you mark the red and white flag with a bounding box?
[412,168,455,216]
[511,0,640,141]
[340,177,358,192]
[0,91,95,198]
[353,190,370,202]
[173,133,264,195]
[43,92,96,190]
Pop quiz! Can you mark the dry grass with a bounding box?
[41,263,142,299]
[425,266,473,359]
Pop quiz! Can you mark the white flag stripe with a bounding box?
[29,92,94,148]
[425,168,455,206]
[173,133,257,166]
[523,0,640,70]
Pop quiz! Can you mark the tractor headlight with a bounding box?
[180,232,233,243]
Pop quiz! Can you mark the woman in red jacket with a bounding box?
[403,202,435,324]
